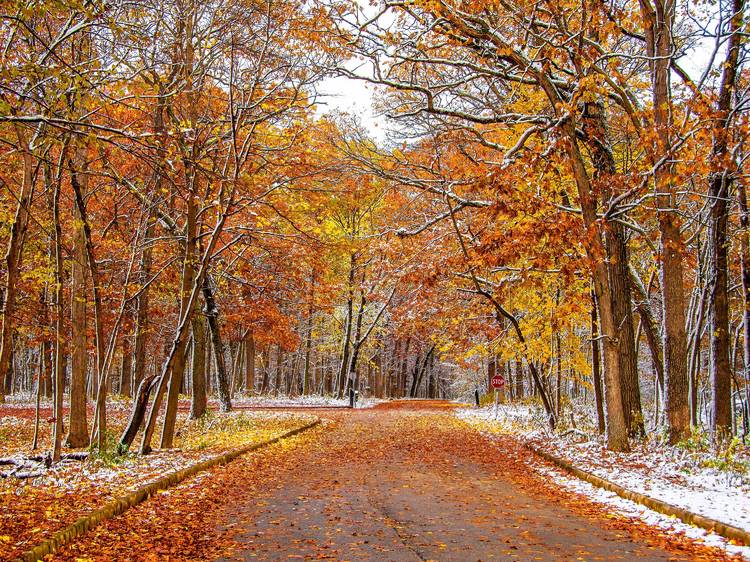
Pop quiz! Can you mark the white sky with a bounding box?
[314,75,388,142]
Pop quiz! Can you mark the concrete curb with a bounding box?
[16,418,322,562]
[525,443,749,546]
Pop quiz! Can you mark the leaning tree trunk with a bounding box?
[203,278,231,412]
[629,270,665,397]
[119,374,158,449]
[563,124,628,450]
[524,65,628,448]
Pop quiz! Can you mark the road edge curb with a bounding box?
[525,443,749,546]
[16,418,322,562]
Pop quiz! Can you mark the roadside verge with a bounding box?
[15,418,321,562]
[526,443,749,546]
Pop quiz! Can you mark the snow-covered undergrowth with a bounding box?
[459,403,750,559]
[2,409,316,489]
[228,393,383,408]
[0,407,317,559]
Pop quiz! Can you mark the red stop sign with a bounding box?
[491,375,505,389]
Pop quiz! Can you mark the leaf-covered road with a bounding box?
[58,401,738,561]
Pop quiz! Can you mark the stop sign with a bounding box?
[491,374,505,389]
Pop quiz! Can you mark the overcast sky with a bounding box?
[312,16,721,143]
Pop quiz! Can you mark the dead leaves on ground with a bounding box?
[46,403,745,560]
[0,403,314,561]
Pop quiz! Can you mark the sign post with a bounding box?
[491,374,505,418]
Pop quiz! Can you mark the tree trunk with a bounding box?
[708,0,743,437]
[399,338,410,397]
[159,198,197,449]
[739,180,750,438]
[303,273,314,395]
[581,101,643,437]
[0,149,34,404]
[66,166,89,448]
[640,0,690,444]
[204,278,231,412]
[514,358,524,400]
[427,351,437,399]
[245,330,255,394]
[337,253,356,397]
[69,153,107,450]
[629,270,665,397]
[274,345,282,394]
[120,334,132,397]
[591,291,606,435]
[190,317,207,419]
[51,154,65,462]
[120,374,158,449]
[132,216,154,394]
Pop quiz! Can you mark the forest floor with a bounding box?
[0,399,316,561]
[25,400,745,561]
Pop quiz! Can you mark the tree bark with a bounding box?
[514,358,524,400]
[739,179,750,437]
[591,291,606,435]
[708,0,743,437]
[69,153,107,450]
[51,151,65,462]
[120,374,158,449]
[120,334,132,397]
[581,101,643,437]
[245,330,255,394]
[190,317,207,419]
[640,0,690,444]
[303,270,315,395]
[203,278,231,412]
[0,149,35,404]
[66,191,89,448]
[337,253,356,397]
[629,270,665,397]
[132,216,154,394]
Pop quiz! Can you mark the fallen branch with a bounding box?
[560,428,589,440]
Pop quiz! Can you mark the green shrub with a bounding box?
[89,431,131,466]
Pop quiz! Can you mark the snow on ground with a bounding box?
[228,393,383,408]
[458,404,750,560]
[0,409,316,491]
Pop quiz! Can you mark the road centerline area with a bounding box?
[219,401,737,561]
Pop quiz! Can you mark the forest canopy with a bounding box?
[0,0,748,457]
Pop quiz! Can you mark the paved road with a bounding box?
[220,401,715,561]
